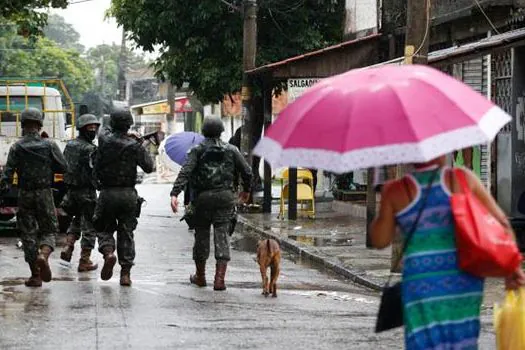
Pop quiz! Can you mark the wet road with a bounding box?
[0,184,496,349]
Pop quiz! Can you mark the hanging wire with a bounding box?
[472,0,501,35]
[267,0,305,15]
[267,8,297,43]
[69,0,97,4]
[409,0,431,59]
[218,0,240,12]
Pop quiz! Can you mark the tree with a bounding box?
[85,43,152,101]
[2,0,69,38]
[0,25,94,103]
[109,0,344,103]
[43,14,85,52]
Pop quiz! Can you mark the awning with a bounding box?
[130,97,192,115]
[370,28,525,68]
[247,34,381,78]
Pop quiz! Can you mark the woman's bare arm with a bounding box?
[370,182,397,249]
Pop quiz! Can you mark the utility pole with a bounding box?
[390,0,431,272]
[404,0,430,65]
[167,83,176,135]
[240,0,257,156]
[117,29,128,102]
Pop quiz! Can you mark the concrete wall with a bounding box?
[511,47,525,217]
[344,0,378,36]
[498,133,513,214]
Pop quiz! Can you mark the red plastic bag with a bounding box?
[451,168,522,277]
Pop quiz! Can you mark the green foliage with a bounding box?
[85,43,152,101]
[109,0,344,103]
[43,14,85,52]
[2,0,69,37]
[0,25,93,103]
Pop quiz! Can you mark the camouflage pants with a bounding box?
[17,188,58,264]
[62,188,97,249]
[193,190,235,263]
[94,188,137,266]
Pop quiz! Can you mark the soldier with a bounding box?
[170,116,252,291]
[0,108,68,287]
[93,109,154,286]
[60,114,100,272]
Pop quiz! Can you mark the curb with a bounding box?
[236,215,382,292]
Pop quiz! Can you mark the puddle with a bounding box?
[0,279,24,286]
[232,236,258,253]
[52,277,75,282]
[288,235,354,247]
[231,234,376,295]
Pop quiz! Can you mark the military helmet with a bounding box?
[201,116,225,138]
[110,109,134,130]
[21,108,44,125]
[76,114,101,130]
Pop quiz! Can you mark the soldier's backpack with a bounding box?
[194,142,232,192]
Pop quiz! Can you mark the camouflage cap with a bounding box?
[76,113,101,130]
[201,116,225,138]
[21,107,44,125]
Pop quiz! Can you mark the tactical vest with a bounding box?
[64,138,96,188]
[95,134,139,188]
[15,138,54,190]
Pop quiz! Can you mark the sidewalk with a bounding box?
[237,201,508,309]
[236,202,392,291]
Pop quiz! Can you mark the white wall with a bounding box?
[345,0,378,35]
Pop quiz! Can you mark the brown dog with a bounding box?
[256,239,281,297]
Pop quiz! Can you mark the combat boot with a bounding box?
[213,262,228,291]
[24,263,42,287]
[190,261,207,287]
[120,266,132,286]
[78,248,98,272]
[100,246,117,281]
[60,234,76,262]
[36,245,53,283]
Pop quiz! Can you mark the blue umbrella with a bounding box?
[163,131,205,166]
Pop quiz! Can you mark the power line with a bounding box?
[69,0,97,4]
[267,8,296,43]
[218,0,240,12]
[410,0,431,59]
[472,0,501,35]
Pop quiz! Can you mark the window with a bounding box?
[0,96,44,122]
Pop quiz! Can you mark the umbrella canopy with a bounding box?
[254,64,511,173]
[160,132,204,170]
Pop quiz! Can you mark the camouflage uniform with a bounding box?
[60,114,100,271]
[0,108,68,287]
[93,110,154,286]
[171,116,252,290]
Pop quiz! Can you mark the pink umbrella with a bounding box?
[253,64,511,173]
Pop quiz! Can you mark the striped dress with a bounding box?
[396,168,484,350]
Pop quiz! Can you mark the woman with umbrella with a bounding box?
[254,64,525,349]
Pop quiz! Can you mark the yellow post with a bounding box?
[6,81,10,111]
[24,84,28,109]
[15,113,19,137]
[58,80,75,139]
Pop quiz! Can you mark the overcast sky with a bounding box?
[51,0,124,48]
